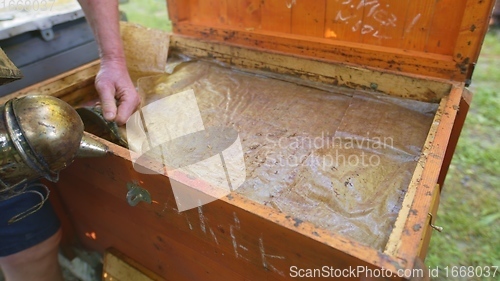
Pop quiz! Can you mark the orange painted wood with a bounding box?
[173,22,461,80]
[290,0,326,37]
[226,0,262,29]
[401,0,435,51]
[170,35,453,102]
[418,184,441,261]
[166,0,190,23]
[359,0,409,48]
[261,0,292,33]
[425,0,467,55]
[324,0,363,42]
[51,134,406,280]
[453,0,496,71]
[55,175,249,281]
[219,0,229,25]
[437,89,472,187]
[392,86,464,266]
[168,0,494,81]
[189,0,226,25]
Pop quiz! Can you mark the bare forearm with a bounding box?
[77,0,140,125]
[77,0,124,61]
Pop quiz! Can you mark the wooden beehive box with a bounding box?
[2,0,495,280]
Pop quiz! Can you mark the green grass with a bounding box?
[426,28,500,281]
[119,0,171,30]
[121,5,499,279]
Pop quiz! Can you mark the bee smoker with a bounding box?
[0,95,108,222]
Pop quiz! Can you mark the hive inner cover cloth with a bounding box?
[132,60,438,250]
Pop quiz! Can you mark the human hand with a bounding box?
[94,58,140,126]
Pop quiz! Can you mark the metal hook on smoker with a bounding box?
[8,183,50,224]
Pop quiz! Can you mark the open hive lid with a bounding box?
[167,0,495,83]
[0,0,84,40]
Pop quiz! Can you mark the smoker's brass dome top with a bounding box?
[1,95,107,192]
[10,95,84,174]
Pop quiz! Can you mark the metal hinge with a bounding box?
[126,181,152,207]
[465,62,476,87]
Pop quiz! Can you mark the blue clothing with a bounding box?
[0,185,60,257]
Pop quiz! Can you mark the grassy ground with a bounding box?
[120,0,171,30]
[425,28,500,280]
[122,4,500,280]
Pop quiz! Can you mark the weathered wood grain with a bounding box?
[171,35,452,102]
[167,0,495,81]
